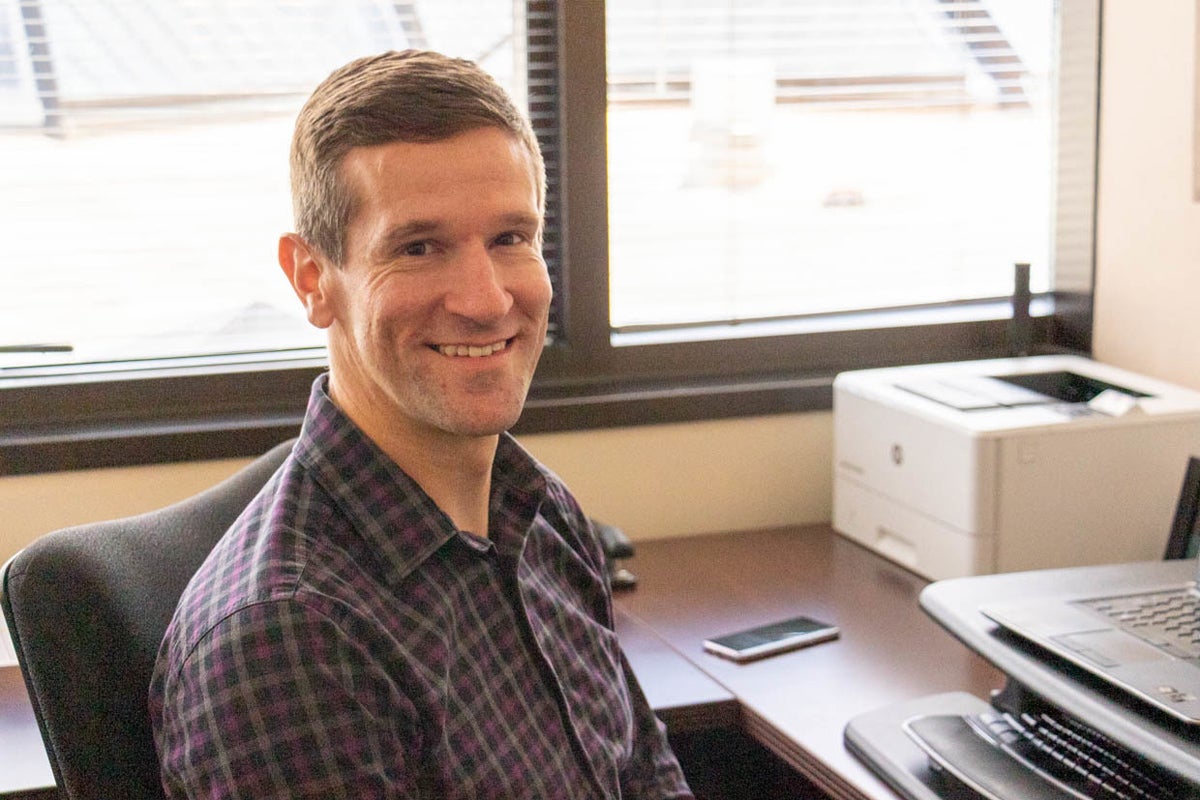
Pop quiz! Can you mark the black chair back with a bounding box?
[1,439,293,800]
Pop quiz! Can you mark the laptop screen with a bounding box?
[1166,456,1200,561]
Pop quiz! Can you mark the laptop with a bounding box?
[980,457,1200,724]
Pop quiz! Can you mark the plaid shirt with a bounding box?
[149,376,692,799]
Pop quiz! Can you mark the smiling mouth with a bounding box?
[435,339,511,358]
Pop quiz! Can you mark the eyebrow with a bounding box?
[377,219,441,252]
[496,211,544,233]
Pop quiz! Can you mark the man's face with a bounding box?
[306,127,550,443]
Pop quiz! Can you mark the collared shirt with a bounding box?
[149,376,693,799]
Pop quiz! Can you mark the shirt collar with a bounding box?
[293,374,549,581]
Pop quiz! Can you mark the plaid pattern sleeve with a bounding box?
[156,598,420,799]
[614,651,695,798]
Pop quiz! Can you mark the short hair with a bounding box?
[289,49,545,265]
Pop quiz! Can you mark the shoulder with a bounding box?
[498,435,609,581]
[151,583,414,750]
[498,433,590,525]
[156,452,357,678]
[168,593,384,689]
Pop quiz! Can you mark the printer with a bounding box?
[833,355,1200,581]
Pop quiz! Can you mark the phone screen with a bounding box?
[703,615,839,662]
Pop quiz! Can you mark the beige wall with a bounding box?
[520,413,833,541]
[0,413,833,565]
[1092,0,1200,390]
[0,458,255,565]
[2,0,1195,564]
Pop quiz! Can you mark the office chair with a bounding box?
[0,439,294,800]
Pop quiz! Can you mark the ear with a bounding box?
[278,233,337,329]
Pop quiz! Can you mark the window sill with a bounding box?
[0,370,834,476]
[0,295,1087,475]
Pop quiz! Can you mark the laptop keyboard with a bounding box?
[968,708,1189,799]
[1077,589,1200,659]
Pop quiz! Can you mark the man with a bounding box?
[149,50,694,799]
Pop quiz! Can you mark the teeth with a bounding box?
[438,340,508,358]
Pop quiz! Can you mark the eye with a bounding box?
[493,231,527,247]
[400,240,432,257]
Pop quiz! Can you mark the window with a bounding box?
[0,0,534,366]
[0,0,1100,473]
[537,0,1098,398]
[606,0,1062,328]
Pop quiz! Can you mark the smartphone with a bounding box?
[703,615,839,662]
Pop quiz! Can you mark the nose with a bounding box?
[444,243,514,323]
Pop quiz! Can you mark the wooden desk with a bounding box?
[613,609,739,733]
[0,667,54,799]
[615,525,1004,800]
[0,524,1000,800]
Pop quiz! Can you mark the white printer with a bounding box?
[833,355,1200,581]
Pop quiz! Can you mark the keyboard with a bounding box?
[969,709,1187,799]
[1077,589,1200,659]
[904,706,1193,800]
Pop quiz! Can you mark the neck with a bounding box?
[325,372,502,536]
[400,433,498,537]
[364,418,499,536]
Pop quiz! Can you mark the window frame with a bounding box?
[0,0,1098,475]
[532,0,1093,423]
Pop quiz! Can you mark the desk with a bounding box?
[615,525,1003,800]
[0,667,54,799]
[0,524,1000,799]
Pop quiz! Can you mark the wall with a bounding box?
[2,0,1195,563]
[1092,0,1200,389]
[521,413,833,540]
[0,413,833,565]
[0,457,254,566]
